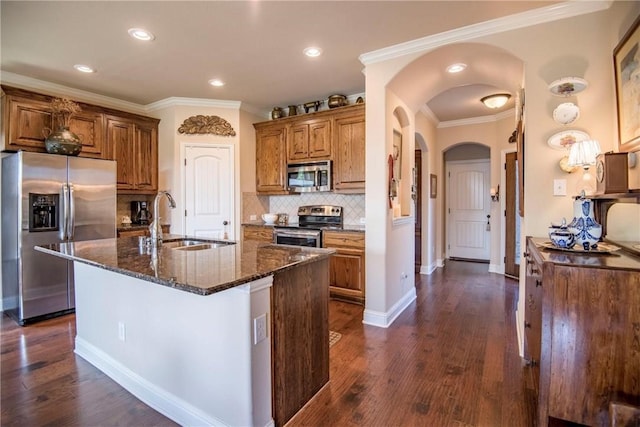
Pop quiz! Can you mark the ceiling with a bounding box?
[1,1,559,122]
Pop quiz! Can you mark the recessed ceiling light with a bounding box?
[128,28,155,41]
[446,63,467,73]
[208,79,225,87]
[303,47,323,58]
[74,64,95,73]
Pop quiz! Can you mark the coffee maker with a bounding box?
[131,201,151,225]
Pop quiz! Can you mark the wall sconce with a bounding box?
[481,93,511,109]
[490,185,500,202]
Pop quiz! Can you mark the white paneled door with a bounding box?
[446,160,491,261]
[183,144,234,239]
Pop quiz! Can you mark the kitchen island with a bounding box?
[36,235,333,427]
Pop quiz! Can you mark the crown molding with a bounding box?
[419,105,439,125]
[437,108,515,129]
[359,1,612,65]
[146,97,241,112]
[0,70,149,115]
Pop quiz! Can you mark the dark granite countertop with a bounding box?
[242,221,365,233]
[35,234,334,296]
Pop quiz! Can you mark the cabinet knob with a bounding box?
[523,251,530,258]
[524,321,531,329]
[536,279,542,287]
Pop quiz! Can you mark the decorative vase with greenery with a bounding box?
[43,98,83,156]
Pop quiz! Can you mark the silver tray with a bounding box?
[540,241,620,254]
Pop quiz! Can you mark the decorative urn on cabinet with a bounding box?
[567,196,602,250]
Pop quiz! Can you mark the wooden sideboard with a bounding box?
[524,237,640,426]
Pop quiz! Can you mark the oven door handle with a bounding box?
[275,229,321,238]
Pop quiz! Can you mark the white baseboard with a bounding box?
[488,263,504,274]
[436,258,445,268]
[362,287,417,328]
[75,337,268,427]
[419,263,438,275]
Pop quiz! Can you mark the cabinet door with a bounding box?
[134,122,158,191]
[308,119,331,159]
[69,110,105,159]
[288,123,309,161]
[329,248,365,301]
[333,111,365,191]
[6,96,52,150]
[107,118,135,190]
[256,125,287,194]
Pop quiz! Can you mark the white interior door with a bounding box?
[183,144,234,239]
[447,160,491,260]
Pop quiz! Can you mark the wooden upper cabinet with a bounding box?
[287,118,331,161]
[68,110,105,159]
[107,116,158,194]
[2,86,108,159]
[134,122,158,191]
[4,95,53,150]
[255,124,288,194]
[333,105,365,192]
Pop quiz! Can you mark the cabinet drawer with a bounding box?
[243,225,274,242]
[323,231,364,249]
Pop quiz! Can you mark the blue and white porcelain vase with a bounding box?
[567,197,602,250]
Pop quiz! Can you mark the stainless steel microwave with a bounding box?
[287,160,332,192]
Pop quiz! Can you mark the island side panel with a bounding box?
[271,258,330,426]
[73,262,273,427]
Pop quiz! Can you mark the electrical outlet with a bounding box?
[254,314,267,345]
[118,322,126,342]
[359,217,366,224]
[249,214,257,221]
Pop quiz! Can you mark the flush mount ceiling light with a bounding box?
[74,64,95,73]
[481,93,511,109]
[446,63,467,73]
[208,79,225,87]
[303,47,323,58]
[128,28,155,41]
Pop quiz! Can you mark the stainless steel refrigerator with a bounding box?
[2,151,116,325]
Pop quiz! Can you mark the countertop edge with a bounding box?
[36,241,335,296]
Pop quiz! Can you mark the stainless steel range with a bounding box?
[273,205,343,247]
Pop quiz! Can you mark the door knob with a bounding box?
[223,220,229,226]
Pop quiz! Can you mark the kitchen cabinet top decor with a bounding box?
[36,235,334,296]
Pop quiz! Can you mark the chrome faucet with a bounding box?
[149,191,176,246]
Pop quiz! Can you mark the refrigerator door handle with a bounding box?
[61,184,69,241]
[68,184,75,240]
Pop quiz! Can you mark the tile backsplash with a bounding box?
[246,192,365,225]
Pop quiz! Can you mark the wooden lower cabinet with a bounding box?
[242,225,274,243]
[526,237,640,426]
[323,230,365,304]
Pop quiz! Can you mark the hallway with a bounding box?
[292,260,534,426]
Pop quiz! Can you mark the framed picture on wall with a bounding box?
[430,174,437,199]
[393,130,402,179]
[614,14,640,152]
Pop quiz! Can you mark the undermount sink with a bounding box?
[163,239,235,251]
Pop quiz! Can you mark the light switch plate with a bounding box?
[553,179,567,196]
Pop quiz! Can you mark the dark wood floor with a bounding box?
[1,260,535,426]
